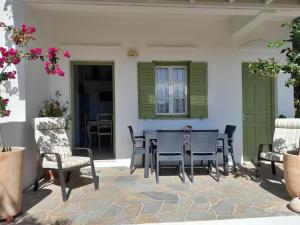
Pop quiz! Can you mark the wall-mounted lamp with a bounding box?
[127,49,138,57]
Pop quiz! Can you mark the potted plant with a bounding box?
[249,18,300,202]
[0,22,70,223]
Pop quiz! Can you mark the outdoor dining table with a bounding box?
[143,130,229,178]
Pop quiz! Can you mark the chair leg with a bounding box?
[65,171,71,183]
[57,168,68,201]
[255,159,261,177]
[150,150,154,174]
[215,160,220,182]
[33,161,42,192]
[98,135,101,152]
[90,161,99,190]
[190,155,194,183]
[156,158,159,184]
[271,161,276,175]
[230,146,237,172]
[130,149,136,174]
[181,158,185,183]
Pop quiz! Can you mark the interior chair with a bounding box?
[217,125,237,172]
[96,114,113,151]
[155,130,185,183]
[189,130,220,182]
[128,126,153,174]
[33,117,99,201]
[256,118,300,177]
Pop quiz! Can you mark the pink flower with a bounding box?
[28,26,36,34]
[63,50,70,58]
[21,24,27,33]
[2,98,9,105]
[29,48,42,60]
[55,65,64,76]
[48,47,58,54]
[0,47,6,55]
[0,57,4,68]
[12,57,20,65]
[44,62,56,75]
[3,110,11,117]
[7,71,16,79]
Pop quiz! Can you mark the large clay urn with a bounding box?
[283,150,300,198]
[0,147,25,221]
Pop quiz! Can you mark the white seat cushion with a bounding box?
[260,152,283,162]
[42,156,91,169]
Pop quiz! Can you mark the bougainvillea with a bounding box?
[0,22,70,117]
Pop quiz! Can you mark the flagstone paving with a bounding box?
[3,162,299,225]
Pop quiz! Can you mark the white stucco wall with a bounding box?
[0,3,295,188]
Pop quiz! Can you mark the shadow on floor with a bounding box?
[234,162,290,201]
[14,214,71,225]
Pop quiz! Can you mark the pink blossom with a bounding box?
[3,110,11,117]
[63,50,70,58]
[55,65,64,77]
[28,26,36,34]
[0,57,4,68]
[21,24,27,33]
[48,47,58,54]
[2,98,9,105]
[12,57,20,65]
[29,48,42,60]
[0,47,6,55]
[44,61,51,74]
[7,71,16,79]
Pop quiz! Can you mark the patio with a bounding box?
[6,162,298,225]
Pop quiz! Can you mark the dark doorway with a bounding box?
[73,63,114,160]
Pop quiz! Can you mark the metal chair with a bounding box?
[189,130,219,182]
[256,118,300,177]
[217,125,237,172]
[155,130,185,183]
[128,126,153,174]
[33,117,99,201]
[96,114,113,151]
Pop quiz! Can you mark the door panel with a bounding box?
[242,63,274,161]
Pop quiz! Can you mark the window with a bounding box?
[155,66,187,115]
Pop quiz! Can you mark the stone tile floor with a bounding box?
[4,162,299,225]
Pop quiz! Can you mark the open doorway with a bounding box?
[72,62,114,160]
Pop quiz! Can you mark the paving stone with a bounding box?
[114,204,141,224]
[142,201,163,214]
[213,200,236,216]
[186,211,216,221]
[16,165,297,225]
[141,191,179,203]
[158,212,185,222]
[135,214,161,224]
[160,201,177,213]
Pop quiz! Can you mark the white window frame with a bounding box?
[155,66,187,115]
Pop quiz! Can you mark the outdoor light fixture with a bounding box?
[127,49,138,57]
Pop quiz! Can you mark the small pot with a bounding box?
[283,150,300,198]
[0,147,25,220]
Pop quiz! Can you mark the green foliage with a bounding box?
[250,17,300,118]
[39,91,70,129]
[249,17,300,87]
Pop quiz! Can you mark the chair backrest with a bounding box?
[191,130,219,154]
[33,117,72,161]
[96,113,112,121]
[156,130,184,155]
[128,126,135,144]
[273,119,300,153]
[224,125,236,145]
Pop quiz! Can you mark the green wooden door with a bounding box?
[242,63,274,161]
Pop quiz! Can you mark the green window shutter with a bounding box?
[138,62,156,119]
[189,62,208,119]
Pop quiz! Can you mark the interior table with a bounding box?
[143,130,229,178]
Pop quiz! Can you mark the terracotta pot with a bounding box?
[283,150,300,198]
[0,147,25,220]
